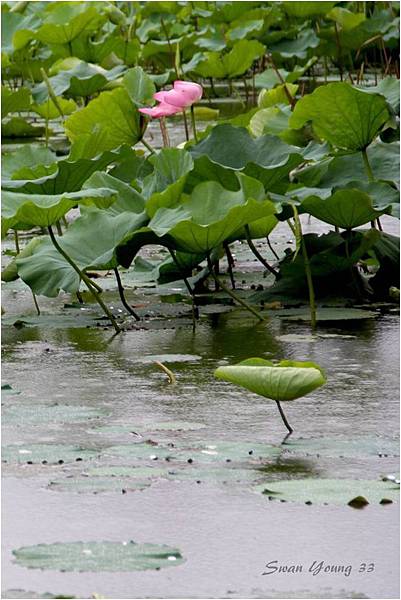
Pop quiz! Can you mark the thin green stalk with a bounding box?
[223,241,236,289]
[113,267,140,320]
[266,235,279,260]
[245,226,278,277]
[14,230,20,254]
[168,249,199,329]
[141,138,156,154]
[190,104,198,142]
[159,117,170,147]
[56,220,63,236]
[276,400,293,434]
[288,216,316,329]
[48,226,121,333]
[31,290,40,315]
[182,109,190,141]
[362,147,374,181]
[40,68,64,120]
[206,253,265,322]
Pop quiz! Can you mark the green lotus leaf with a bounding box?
[16,210,146,296]
[189,124,303,192]
[215,358,326,401]
[2,146,131,194]
[65,87,142,154]
[1,86,31,118]
[270,29,320,60]
[361,77,400,114]
[255,478,399,505]
[2,145,57,181]
[281,2,336,17]
[188,39,265,78]
[32,63,125,103]
[1,237,42,283]
[258,84,298,108]
[31,98,77,120]
[123,66,156,108]
[35,4,103,45]
[2,188,116,235]
[2,444,98,464]
[13,541,184,572]
[2,117,45,139]
[301,187,394,229]
[82,171,145,214]
[48,477,153,494]
[290,82,390,151]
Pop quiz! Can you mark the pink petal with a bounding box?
[138,102,182,118]
[173,80,203,102]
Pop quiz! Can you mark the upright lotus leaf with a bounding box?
[258,84,298,108]
[2,237,42,283]
[142,149,194,218]
[35,4,104,45]
[65,88,142,155]
[281,2,336,17]
[249,106,305,145]
[189,124,303,192]
[361,77,400,114]
[2,147,131,194]
[215,357,326,433]
[32,63,125,103]
[82,172,145,215]
[290,83,390,151]
[31,98,77,120]
[2,188,116,236]
[123,66,156,108]
[215,358,326,402]
[1,86,31,118]
[301,187,395,229]
[16,210,147,296]
[2,145,57,181]
[270,29,320,60]
[148,175,276,254]
[187,39,265,79]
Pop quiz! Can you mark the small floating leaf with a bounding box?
[13,541,185,572]
[48,477,152,494]
[2,444,98,464]
[255,478,400,505]
[3,404,109,427]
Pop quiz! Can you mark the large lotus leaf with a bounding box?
[65,88,142,154]
[32,63,125,103]
[230,214,279,242]
[270,29,320,60]
[16,211,147,296]
[1,11,40,53]
[2,147,131,194]
[296,142,400,188]
[148,176,276,254]
[361,77,400,114]
[142,149,194,217]
[188,39,265,78]
[35,4,103,45]
[2,117,45,139]
[1,86,31,118]
[2,188,116,235]
[116,227,174,269]
[249,105,304,145]
[301,188,393,229]
[82,172,145,214]
[189,125,303,189]
[281,2,336,17]
[13,541,184,572]
[48,476,153,494]
[258,84,298,108]
[2,146,57,181]
[215,358,326,401]
[255,478,399,505]
[290,83,390,151]
[2,237,42,283]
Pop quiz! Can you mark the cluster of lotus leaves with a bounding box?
[215,358,326,402]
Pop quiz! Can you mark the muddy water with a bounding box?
[2,217,400,599]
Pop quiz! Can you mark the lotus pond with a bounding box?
[1,1,400,599]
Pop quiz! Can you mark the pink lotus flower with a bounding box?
[139,80,203,119]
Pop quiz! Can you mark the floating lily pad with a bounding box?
[93,421,206,435]
[275,308,379,321]
[1,383,21,395]
[1,313,105,329]
[166,466,262,483]
[1,591,75,599]
[131,354,202,363]
[3,404,109,426]
[193,442,281,463]
[104,443,177,461]
[2,444,98,464]
[282,437,400,459]
[276,334,317,343]
[13,541,185,572]
[85,466,166,478]
[255,478,400,505]
[48,476,153,494]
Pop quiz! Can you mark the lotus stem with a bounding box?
[56,220,63,236]
[266,235,279,260]
[245,226,278,277]
[48,226,121,334]
[206,253,265,322]
[362,147,374,182]
[31,290,40,315]
[155,361,176,384]
[168,249,199,330]
[288,217,317,330]
[159,117,170,147]
[113,267,140,321]
[223,242,236,289]
[190,104,198,142]
[40,68,64,120]
[141,138,156,155]
[182,109,190,141]
[276,401,293,434]
[14,230,20,254]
